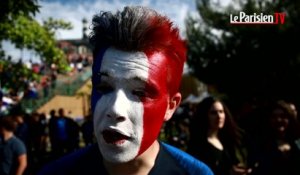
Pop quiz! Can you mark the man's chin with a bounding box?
[104,155,135,163]
[102,150,137,163]
[98,141,139,163]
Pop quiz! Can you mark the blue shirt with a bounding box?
[38,142,213,175]
[0,136,27,175]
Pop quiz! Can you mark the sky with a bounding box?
[37,0,198,39]
[3,0,198,62]
[3,0,231,62]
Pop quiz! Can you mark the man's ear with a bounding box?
[164,92,182,121]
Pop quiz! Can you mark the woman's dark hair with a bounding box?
[189,96,242,149]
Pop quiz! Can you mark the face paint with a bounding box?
[92,47,170,163]
[93,48,147,163]
[91,47,108,112]
[138,51,169,155]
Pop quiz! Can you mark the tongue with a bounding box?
[103,130,129,145]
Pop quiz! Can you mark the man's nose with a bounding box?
[107,114,126,122]
[107,89,129,122]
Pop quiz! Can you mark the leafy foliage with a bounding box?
[43,17,73,35]
[0,59,40,94]
[3,16,68,68]
[0,0,39,23]
[0,0,75,109]
[0,0,72,71]
[186,0,300,105]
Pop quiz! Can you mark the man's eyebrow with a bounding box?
[132,76,159,92]
[97,72,110,77]
[132,76,147,82]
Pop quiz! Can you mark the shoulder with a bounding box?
[38,144,106,175]
[10,136,26,154]
[161,142,214,175]
[10,136,24,145]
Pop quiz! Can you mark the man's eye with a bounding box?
[132,89,147,98]
[96,84,113,94]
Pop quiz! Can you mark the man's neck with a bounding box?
[207,128,219,138]
[104,140,160,175]
[3,131,13,141]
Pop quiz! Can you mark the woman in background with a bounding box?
[187,96,251,175]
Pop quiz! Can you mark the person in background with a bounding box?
[49,108,79,158]
[38,6,213,175]
[188,96,252,175]
[0,116,27,175]
[81,113,95,146]
[48,109,59,159]
[13,113,30,150]
[250,100,300,175]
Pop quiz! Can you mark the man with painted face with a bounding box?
[38,6,213,175]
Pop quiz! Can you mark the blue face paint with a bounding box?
[91,47,109,113]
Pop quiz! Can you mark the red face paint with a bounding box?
[138,51,169,155]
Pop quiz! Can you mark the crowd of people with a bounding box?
[2,93,300,175]
[0,52,93,115]
[0,105,95,175]
[164,97,300,175]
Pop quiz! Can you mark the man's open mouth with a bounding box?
[102,129,131,145]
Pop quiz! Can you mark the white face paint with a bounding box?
[93,47,149,163]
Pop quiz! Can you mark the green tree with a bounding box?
[0,0,39,23]
[186,0,300,105]
[0,0,72,70]
[0,0,39,57]
[0,59,40,92]
[0,0,74,101]
[4,16,72,68]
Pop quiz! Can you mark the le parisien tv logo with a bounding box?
[230,12,286,25]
